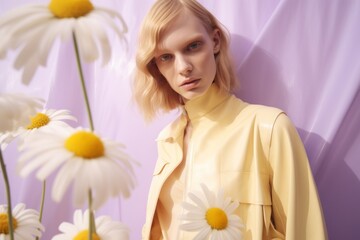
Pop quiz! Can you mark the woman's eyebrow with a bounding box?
[157,34,205,53]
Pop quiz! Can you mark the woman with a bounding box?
[134,0,328,239]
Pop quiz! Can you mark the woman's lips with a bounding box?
[180,79,200,90]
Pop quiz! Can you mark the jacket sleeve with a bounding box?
[268,113,328,239]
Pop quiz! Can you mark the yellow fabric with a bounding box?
[156,118,191,239]
[142,85,328,240]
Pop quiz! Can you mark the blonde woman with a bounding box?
[134,0,328,239]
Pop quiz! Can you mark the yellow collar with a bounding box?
[183,84,231,120]
[157,84,232,141]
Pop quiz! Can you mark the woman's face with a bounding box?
[154,10,220,102]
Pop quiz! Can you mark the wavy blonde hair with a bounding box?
[133,0,237,121]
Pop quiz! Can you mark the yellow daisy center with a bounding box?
[0,213,18,234]
[27,113,50,129]
[205,207,228,230]
[73,230,101,240]
[65,131,104,159]
[49,0,94,18]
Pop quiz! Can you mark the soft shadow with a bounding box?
[229,34,288,110]
[298,128,360,240]
[314,89,360,240]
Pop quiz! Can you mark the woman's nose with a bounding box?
[176,55,192,76]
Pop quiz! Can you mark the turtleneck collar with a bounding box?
[182,84,231,120]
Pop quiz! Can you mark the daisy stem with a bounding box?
[72,32,95,131]
[88,189,97,239]
[35,180,46,240]
[72,31,96,240]
[39,181,46,223]
[0,149,15,240]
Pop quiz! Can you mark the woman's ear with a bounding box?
[212,29,221,54]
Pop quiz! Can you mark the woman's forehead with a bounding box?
[156,11,209,50]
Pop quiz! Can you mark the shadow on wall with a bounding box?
[300,128,360,240]
[229,34,360,239]
[229,34,288,111]
[314,88,360,240]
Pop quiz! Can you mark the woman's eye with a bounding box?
[159,54,172,62]
[188,41,202,51]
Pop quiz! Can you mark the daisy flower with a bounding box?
[0,203,44,240]
[180,184,243,240]
[17,108,77,149]
[52,209,129,240]
[25,109,77,132]
[0,93,43,150]
[17,127,136,209]
[0,0,128,84]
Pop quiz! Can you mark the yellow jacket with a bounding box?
[142,85,328,239]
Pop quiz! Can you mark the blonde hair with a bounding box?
[133,0,237,121]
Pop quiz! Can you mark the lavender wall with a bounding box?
[1,0,359,239]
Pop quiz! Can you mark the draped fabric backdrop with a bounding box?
[1,0,359,239]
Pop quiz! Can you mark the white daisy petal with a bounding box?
[83,16,112,65]
[182,211,206,220]
[188,192,208,210]
[11,12,54,43]
[8,14,54,55]
[90,10,127,45]
[18,149,62,177]
[194,226,211,240]
[181,221,208,231]
[58,222,78,235]
[210,231,217,240]
[95,7,128,32]
[37,20,66,66]
[1,11,52,54]
[14,231,28,240]
[0,5,44,26]
[58,18,76,42]
[52,160,82,202]
[73,209,86,228]
[18,135,63,155]
[200,183,216,206]
[74,18,99,62]
[35,152,72,180]
[72,164,93,206]
[12,203,25,214]
[227,225,243,238]
[14,36,41,70]
[50,109,77,121]
[18,140,62,164]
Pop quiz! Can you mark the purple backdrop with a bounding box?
[1,0,360,239]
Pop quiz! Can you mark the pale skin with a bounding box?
[154,9,221,103]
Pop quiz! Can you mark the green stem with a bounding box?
[88,190,97,239]
[72,32,94,131]
[38,181,46,223]
[35,180,46,240]
[72,31,96,240]
[0,149,14,240]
